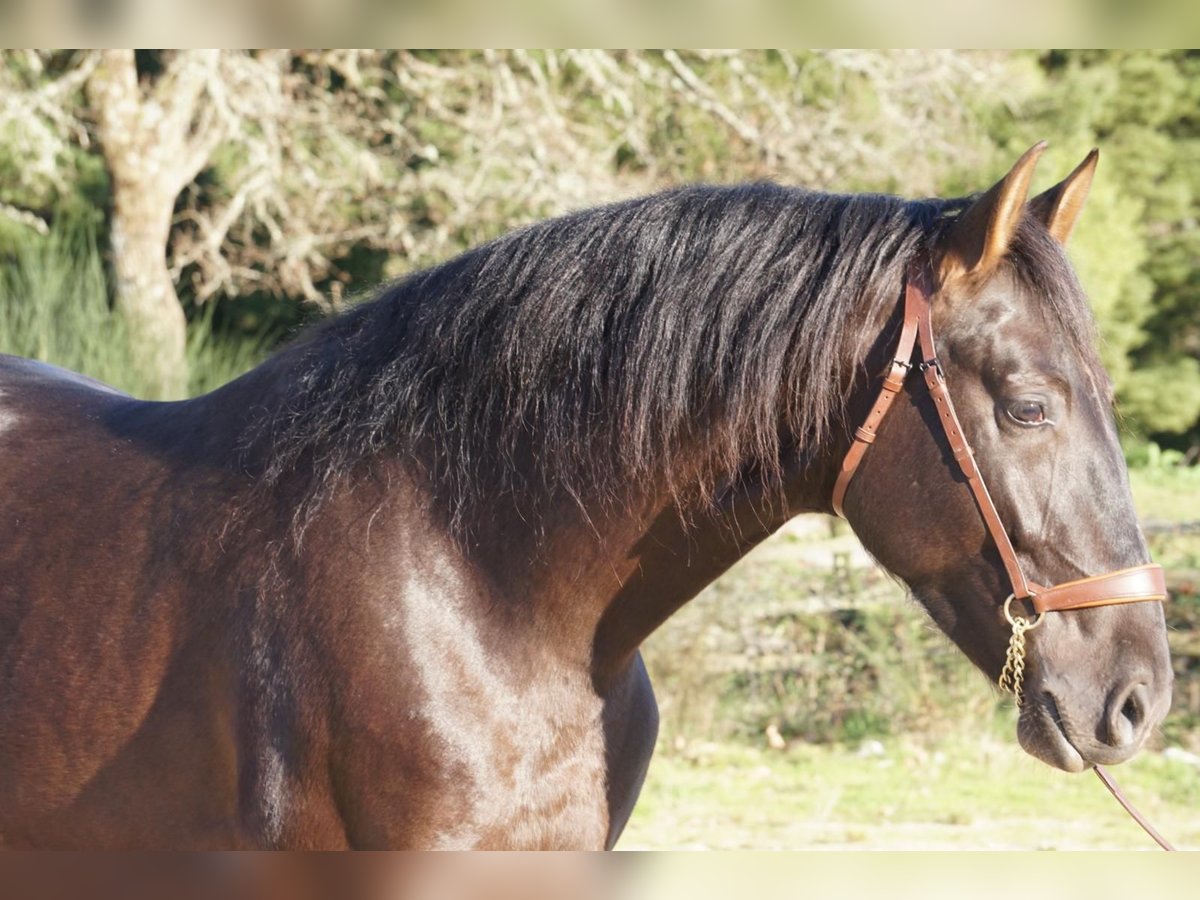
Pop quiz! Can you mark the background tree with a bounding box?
[1025,50,1200,445]
[86,50,226,398]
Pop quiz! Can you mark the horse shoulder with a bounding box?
[279,485,616,848]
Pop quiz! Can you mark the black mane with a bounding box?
[250,183,967,527]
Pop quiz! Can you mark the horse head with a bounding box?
[843,145,1173,773]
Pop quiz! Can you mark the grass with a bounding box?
[0,222,267,399]
[621,732,1200,850]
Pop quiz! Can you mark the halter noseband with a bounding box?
[832,259,1166,623]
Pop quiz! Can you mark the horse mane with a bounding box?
[246,182,1093,532]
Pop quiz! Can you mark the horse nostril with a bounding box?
[1121,694,1143,729]
[1106,683,1148,749]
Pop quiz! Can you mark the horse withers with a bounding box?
[0,145,1171,848]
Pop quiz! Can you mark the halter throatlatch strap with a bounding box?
[831,260,1167,614]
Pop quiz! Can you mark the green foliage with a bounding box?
[1127,461,1200,523]
[1023,51,1200,445]
[1122,359,1200,435]
[1125,439,1191,472]
[183,303,275,399]
[0,220,131,388]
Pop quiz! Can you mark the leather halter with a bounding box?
[831,262,1175,851]
[831,260,1167,616]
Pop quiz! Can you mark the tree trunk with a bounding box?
[109,171,188,399]
[86,50,223,400]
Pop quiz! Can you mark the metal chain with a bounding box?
[998,616,1031,707]
[999,595,1043,708]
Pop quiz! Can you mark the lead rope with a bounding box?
[997,598,1176,851]
[1094,766,1176,851]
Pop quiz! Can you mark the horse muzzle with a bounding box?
[1017,607,1174,773]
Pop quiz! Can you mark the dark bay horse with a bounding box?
[0,145,1172,848]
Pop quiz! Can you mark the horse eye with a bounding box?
[1007,399,1047,426]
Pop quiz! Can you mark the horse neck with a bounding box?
[581,450,835,690]
[578,292,911,686]
[223,252,900,684]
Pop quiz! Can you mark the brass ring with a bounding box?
[1003,593,1044,630]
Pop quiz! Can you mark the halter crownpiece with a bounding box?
[831,258,1174,850]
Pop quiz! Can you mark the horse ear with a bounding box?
[1027,149,1099,245]
[939,141,1047,283]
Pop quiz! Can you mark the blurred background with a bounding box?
[0,49,1196,849]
